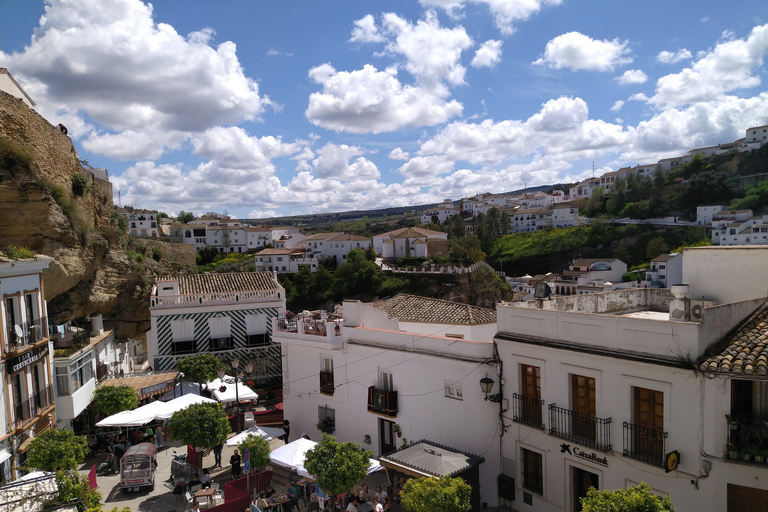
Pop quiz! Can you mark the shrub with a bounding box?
[152,247,163,261]
[3,245,34,260]
[72,174,88,197]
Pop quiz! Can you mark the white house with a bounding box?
[373,227,447,257]
[697,205,726,226]
[640,253,682,289]
[274,295,502,507]
[146,272,286,377]
[421,200,458,225]
[302,233,371,263]
[710,210,768,246]
[0,68,35,108]
[254,248,318,273]
[119,209,158,237]
[0,253,54,481]
[744,124,768,146]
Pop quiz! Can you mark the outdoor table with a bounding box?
[263,495,290,509]
[195,487,216,508]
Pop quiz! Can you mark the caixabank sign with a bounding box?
[560,443,609,467]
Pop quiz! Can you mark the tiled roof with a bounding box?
[572,258,617,266]
[374,294,496,325]
[378,227,446,239]
[162,272,279,295]
[305,232,342,241]
[700,300,768,376]
[651,253,679,262]
[258,248,293,255]
[327,233,371,242]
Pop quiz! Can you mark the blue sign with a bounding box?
[244,448,250,473]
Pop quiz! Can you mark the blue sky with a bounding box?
[1,0,767,219]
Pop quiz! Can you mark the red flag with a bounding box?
[88,464,98,490]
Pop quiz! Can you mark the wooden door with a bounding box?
[634,387,663,460]
[572,467,599,512]
[728,484,768,512]
[521,365,541,424]
[379,419,396,456]
[571,375,596,441]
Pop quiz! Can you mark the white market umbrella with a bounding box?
[297,458,384,479]
[269,438,318,471]
[155,394,217,420]
[205,376,259,403]
[95,400,167,427]
[226,425,285,446]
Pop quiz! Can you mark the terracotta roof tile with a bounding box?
[374,294,496,325]
[700,300,768,375]
[159,272,280,295]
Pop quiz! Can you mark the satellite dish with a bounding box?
[534,283,552,299]
[14,324,23,338]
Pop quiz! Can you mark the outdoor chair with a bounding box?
[184,491,194,510]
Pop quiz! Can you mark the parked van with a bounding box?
[120,442,157,493]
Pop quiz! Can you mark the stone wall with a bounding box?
[128,238,197,267]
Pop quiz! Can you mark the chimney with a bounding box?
[669,284,690,321]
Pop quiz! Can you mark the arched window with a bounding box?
[185,230,192,238]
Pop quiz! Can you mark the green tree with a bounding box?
[499,211,510,234]
[304,434,373,512]
[450,236,485,264]
[197,245,219,265]
[486,208,501,237]
[26,429,88,472]
[646,236,669,261]
[682,168,733,211]
[654,165,665,188]
[92,386,138,417]
[449,214,466,239]
[72,174,88,197]
[730,181,768,211]
[177,354,223,394]
[607,176,627,215]
[468,266,513,308]
[400,476,472,512]
[331,249,384,299]
[178,210,195,224]
[581,482,675,511]
[238,434,271,473]
[586,187,606,216]
[169,402,230,450]
[613,246,632,265]
[365,242,377,261]
[51,471,102,511]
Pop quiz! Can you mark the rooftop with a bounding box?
[700,300,768,376]
[380,440,484,478]
[158,272,279,295]
[374,294,496,325]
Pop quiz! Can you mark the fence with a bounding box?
[207,470,273,512]
[384,260,504,277]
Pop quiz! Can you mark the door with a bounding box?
[634,387,663,461]
[572,467,599,512]
[727,483,768,512]
[32,365,42,411]
[379,419,396,456]
[571,375,596,442]
[521,364,542,425]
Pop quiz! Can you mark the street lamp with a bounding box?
[479,373,503,403]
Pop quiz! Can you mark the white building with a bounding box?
[0,254,54,481]
[254,248,318,273]
[245,225,301,252]
[0,68,35,109]
[696,205,726,226]
[421,200,458,225]
[550,258,629,296]
[377,228,449,260]
[119,209,158,237]
[302,233,371,263]
[711,210,768,246]
[744,124,768,146]
[274,295,502,507]
[146,272,286,376]
[640,253,682,289]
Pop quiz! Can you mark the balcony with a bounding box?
[14,385,53,429]
[209,336,234,352]
[512,393,545,429]
[367,386,398,418]
[320,371,334,396]
[246,333,270,347]
[5,316,48,352]
[726,415,768,464]
[548,404,612,451]
[170,339,197,355]
[622,422,667,467]
[52,326,88,350]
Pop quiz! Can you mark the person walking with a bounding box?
[213,441,223,468]
[230,449,242,480]
[155,425,163,449]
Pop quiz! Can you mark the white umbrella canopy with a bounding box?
[226,425,285,446]
[269,438,317,471]
[205,375,259,402]
[155,394,217,420]
[95,400,167,427]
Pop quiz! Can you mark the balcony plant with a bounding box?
[725,443,739,460]
[317,416,335,434]
[393,424,402,437]
[364,434,371,445]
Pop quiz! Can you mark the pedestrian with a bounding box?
[200,468,212,489]
[285,481,299,512]
[155,425,163,449]
[230,449,242,480]
[371,499,383,512]
[213,441,223,468]
[282,420,290,443]
[345,497,359,512]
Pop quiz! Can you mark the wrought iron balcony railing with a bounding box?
[367,386,398,417]
[512,393,545,429]
[622,422,667,467]
[548,403,612,451]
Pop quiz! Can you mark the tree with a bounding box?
[449,214,466,239]
[654,165,666,188]
[331,249,385,299]
[450,236,485,264]
[177,354,223,394]
[304,434,373,512]
[26,429,88,472]
[169,402,230,450]
[500,211,511,234]
[197,245,219,265]
[682,168,733,211]
[400,476,472,512]
[365,242,377,261]
[486,207,501,237]
[613,246,632,265]
[730,181,768,211]
[646,236,669,261]
[581,482,675,511]
[53,471,102,510]
[178,210,195,224]
[92,386,138,417]
[72,174,88,197]
[238,435,271,473]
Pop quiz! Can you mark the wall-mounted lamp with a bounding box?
[479,373,503,403]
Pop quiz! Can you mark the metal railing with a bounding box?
[320,371,334,395]
[209,336,233,352]
[301,318,327,337]
[548,404,612,451]
[246,333,270,347]
[622,422,667,467]
[367,387,398,417]
[5,316,48,351]
[512,393,545,429]
[171,340,196,355]
[14,385,53,429]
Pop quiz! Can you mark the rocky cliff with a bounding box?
[1,91,187,339]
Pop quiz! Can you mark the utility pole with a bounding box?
[118,190,121,208]
[592,162,595,178]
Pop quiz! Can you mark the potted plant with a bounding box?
[754,448,766,464]
[401,438,408,448]
[393,424,402,438]
[725,444,739,460]
[742,447,754,462]
[317,416,335,434]
[219,385,227,393]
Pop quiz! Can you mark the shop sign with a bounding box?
[6,345,49,373]
[560,443,609,467]
[140,381,173,396]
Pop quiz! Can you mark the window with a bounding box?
[521,448,543,495]
[571,374,596,441]
[318,405,335,432]
[56,366,70,396]
[515,364,543,427]
[69,352,94,392]
[171,319,194,342]
[320,357,334,395]
[624,386,665,466]
[379,370,393,391]
[445,380,463,400]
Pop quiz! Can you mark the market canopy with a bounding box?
[155,394,217,420]
[271,439,384,477]
[205,375,259,402]
[96,394,216,427]
[226,425,285,446]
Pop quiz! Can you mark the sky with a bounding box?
[1,0,767,219]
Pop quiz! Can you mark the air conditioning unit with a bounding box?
[689,300,715,322]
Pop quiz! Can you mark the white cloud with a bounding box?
[83,130,189,160]
[471,40,502,69]
[389,148,411,160]
[312,143,380,180]
[656,49,692,64]
[267,49,293,57]
[305,64,462,133]
[421,0,562,35]
[533,31,632,71]
[0,0,272,160]
[648,23,768,108]
[700,16,710,23]
[349,14,385,43]
[610,100,625,112]
[615,69,648,84]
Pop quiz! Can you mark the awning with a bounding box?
[271,439,384,477]
[155,394,216,420]
[99,372,178,400]
[226,425,285,446]
[205,376,259,402]
[96,394,216,427]
[160,381,201,401]
[0,449,11,465]
[379,440,484,478]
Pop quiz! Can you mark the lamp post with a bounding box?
[479,373,503,403]
[232,358,241,433]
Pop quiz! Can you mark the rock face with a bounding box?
[1,91,180,339]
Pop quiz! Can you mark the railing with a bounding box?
[151,289,280,307]
[245,333,270,347]
[320,371,334,395]
[367,387,398,417]
[52,326,88,349]
[5,316,48,351]
[15,385,53,429]
[276,317,297,332]
[726,416,768,463]
[301,318,327,337]
[209,337,234,352]
[171,340,197,355]
[548,404,612,451]
[512,393,545,429]
[622,422,667,467]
